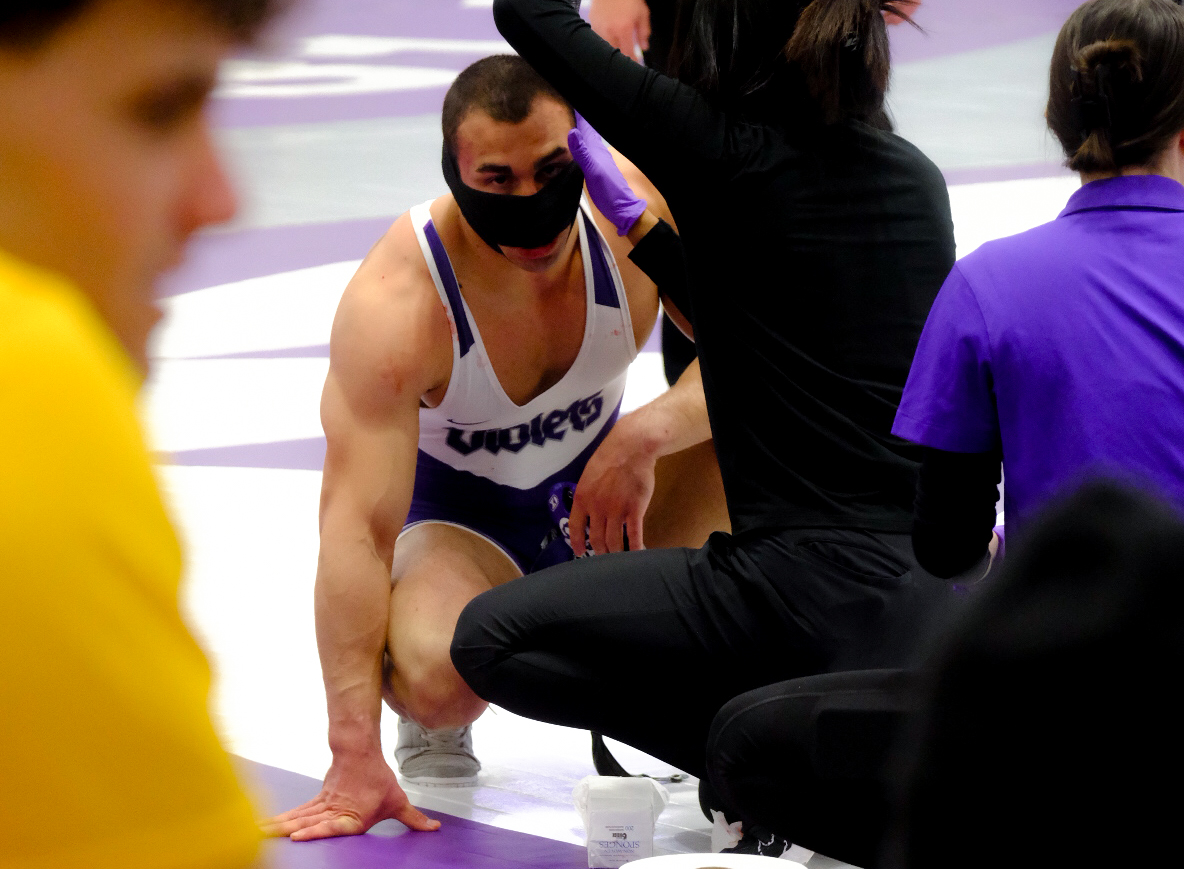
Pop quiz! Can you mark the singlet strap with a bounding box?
[421,216,475,357]
[581,211,622,310]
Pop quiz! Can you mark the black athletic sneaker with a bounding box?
[590,732,690,783]
[720,823,795,859]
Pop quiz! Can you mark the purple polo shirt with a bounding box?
[893,174,1184,531]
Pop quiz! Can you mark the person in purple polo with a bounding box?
[893,0,1184,577]
[697,3,1184,864]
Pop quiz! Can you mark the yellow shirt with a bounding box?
[0,249,260,869]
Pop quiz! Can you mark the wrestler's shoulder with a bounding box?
[358,198,450,288]
[346,200,453,312]
[330,200,454,377]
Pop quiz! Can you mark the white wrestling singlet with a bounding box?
[403,197,638,572]
[409,197,637,488]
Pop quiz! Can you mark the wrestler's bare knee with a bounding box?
[386,637,487,729]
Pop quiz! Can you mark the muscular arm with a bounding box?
[265,218,447,840]
[315,352,420,764]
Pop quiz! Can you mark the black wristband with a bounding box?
[627,218,693,323]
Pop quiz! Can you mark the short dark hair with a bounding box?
[1047,0,1184,173]
[441,55,574,155]
[0,0,285,49]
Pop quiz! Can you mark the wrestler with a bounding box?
[264,54,727,841]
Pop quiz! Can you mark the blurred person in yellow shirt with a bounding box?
[0,1,286,867]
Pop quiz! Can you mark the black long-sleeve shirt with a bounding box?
[495,0,955,534]
[913,447,1002,577]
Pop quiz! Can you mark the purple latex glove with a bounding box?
[567,114,646,236]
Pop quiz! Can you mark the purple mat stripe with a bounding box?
[238,757,588,869]
[943,162,1072,187]
[159,158,1070,308]
[212,0,502,127]
[163,437,327,471]
[889,0,1078,63]
[642,324,661,355]
[268,0,502,42]
[942,162,1075,187]
[213,86,453,128]
[159,217,392,299]
[161,344,331,361]
[207,1,1076,129]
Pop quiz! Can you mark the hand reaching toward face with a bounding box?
[588,0,651,61]
[567,114,647,237]
[884,0,921,25]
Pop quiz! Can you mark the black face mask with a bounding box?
[441,143,585,254]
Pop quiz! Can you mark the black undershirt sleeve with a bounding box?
[627,218,693,327]
[913,447,1002,579]
[492,0,728,188]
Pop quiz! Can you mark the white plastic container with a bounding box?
[624,855,805,868]
[573,776,667,868]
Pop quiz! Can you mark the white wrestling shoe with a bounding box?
[394,717,481,786]
[712,811,814,863]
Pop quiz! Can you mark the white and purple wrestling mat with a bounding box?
[147,2,1078,865]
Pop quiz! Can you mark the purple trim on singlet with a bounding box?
[582,212,621,310]
[406,400,621,573]
[423,220,475,357]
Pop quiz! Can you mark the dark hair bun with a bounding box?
[1067,40,1144,170]
[1075,38,1144,102]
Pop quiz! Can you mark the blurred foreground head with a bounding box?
[886,480,1184,867]
[0,0,285,371]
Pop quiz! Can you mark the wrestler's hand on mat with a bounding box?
[588,0,650,61]
[570,415,656,555]
[262,752,440,841]
[568,114,646,237]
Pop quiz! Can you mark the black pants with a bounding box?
[661,314,697,385]
[707,668,915,867]
[452,526,953,779]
